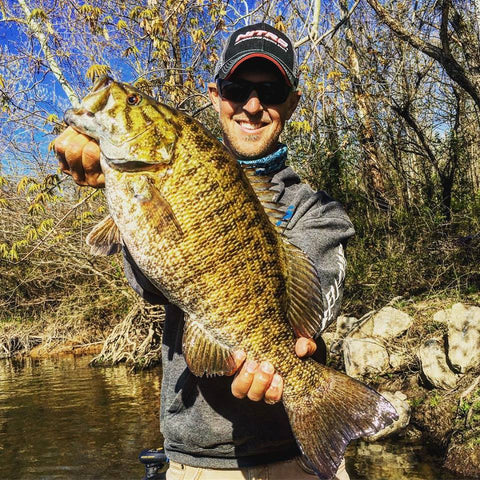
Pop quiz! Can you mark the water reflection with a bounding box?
[0,356,465,480]
[346,439,462,480]
[0,356,161,480]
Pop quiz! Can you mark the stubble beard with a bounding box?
[223,128,279,160]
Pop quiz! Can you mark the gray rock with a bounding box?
[447,303,480,373]
[433,309,450,325]
[343,337,389,379]
[389,351,408,370]
[418,339,458,389]
[336,315,360,337]
[364,391,411,441]
[355,306,413,339]
[326,316,361,355]
[321,332,336,351]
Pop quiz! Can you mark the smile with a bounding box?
[237,121,267,132]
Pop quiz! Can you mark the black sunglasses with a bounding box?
[216,78,292,105]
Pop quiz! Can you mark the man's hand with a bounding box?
[230,337,317,404]
[54,126,104,188]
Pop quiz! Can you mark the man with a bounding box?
[55,23,354,480]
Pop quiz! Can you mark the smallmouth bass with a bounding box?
[64,76,397,480]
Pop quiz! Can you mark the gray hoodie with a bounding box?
[123,166,355,468]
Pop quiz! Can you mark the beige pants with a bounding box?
[166,457,349,480]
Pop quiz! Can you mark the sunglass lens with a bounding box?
[218,80,291,105]
[219,81,250,103]
[257,83,290,104]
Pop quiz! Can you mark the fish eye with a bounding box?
[127,93,142,106]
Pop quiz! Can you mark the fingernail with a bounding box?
[260,361,274,374]
[234,350,246,362]
[246,360,257,373]
[271,374,281,387]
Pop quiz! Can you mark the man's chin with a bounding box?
[229,139,277,160]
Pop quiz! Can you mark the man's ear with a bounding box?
[285,90,301,120]
[208,82,221,113]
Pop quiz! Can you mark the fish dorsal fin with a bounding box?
[242,167,289,231]
[86,215,122,256]
[243,165,324,335]
[182,317,237,377]
[283,240,325,338]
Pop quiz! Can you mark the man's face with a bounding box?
[208,60,300,159]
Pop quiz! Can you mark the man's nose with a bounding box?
[242,90,263,114]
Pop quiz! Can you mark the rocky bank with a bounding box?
[323,301,480,479]
[1,298,479,477]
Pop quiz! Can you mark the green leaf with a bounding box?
[29,8,48,22]
[86,64,111,82]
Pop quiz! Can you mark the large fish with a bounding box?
[64,76,397,479]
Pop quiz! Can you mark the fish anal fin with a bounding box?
[86,215,122,256]
[182,318,236,377]
[283,240,324,338]
[284,365,398,479]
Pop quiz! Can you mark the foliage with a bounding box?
[341,196,480,315]
[0,176,134,340]
[0,0,478,347]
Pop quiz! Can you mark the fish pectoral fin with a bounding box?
[86,215,122,256]
[152,193,183,237]
[182,318,236,377]
[135,182,184,239]
[283,240,324,338]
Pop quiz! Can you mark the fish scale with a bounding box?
[65,76,398,480]
[109,152,286,350]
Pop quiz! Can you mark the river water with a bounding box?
[0,356,464,479]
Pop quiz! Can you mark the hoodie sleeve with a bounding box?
[271,168,355,334]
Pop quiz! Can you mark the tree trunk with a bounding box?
[340,0,388,209]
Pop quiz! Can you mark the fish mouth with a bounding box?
[105,157,162,172]
[64,108,95,122]
[91,75,114,93]
[64,109,155,145]
[64,108,99,139]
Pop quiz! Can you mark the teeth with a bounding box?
[239,122,263,130]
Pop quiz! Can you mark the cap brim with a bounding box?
[218,52,296,87]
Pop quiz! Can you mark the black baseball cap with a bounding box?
[215,22,298,87]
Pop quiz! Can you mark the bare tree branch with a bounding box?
[366,0,480,109]
[295,0,361,48]
[15,0,79,107]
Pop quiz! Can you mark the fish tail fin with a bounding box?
[283,364,398,480]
